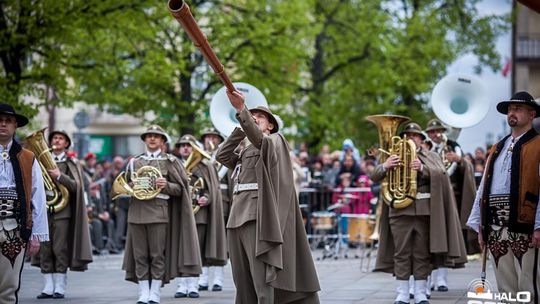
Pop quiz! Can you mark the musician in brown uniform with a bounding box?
[173,134,227,298]
[122,125,201,304]
[33,130,92,299]
[425,119,478,292]
[216,90,320,304]
[370,122,466,304]
[200,127,232,291]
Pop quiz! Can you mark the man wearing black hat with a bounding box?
[173,134,226,299]
[424,119,479,292]
[467,91,540,298]
[0,104,48,304]
[216,90,320,304]
[200,127,231,292]
[371,122,466,304]
[32,130,92,299]
[122,125,201,304]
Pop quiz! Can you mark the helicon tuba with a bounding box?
[365,115,417,209]
[184,142,212,214]
[24,128,70,213]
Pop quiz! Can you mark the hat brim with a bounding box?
[399,130,426,140]
[140,132,168,142]
[0,111,29,127]
[496,101,540,117]
[249,109,279,133]
[48,131,72,148]
[425,125,447,132]
[201,132,224,142]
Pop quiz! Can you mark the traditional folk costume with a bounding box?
[0,104,48,304]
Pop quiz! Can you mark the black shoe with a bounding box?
[53,293,65,299]
[148,301,159,304]
[188,291,199,298]
[136,301,147,304]
[409,293,414,299]
[212,284,222,292]
[174,292,187,298]
[427,294,431,299]
[198,284,208,291]
[36,293,53,299]
[437,285,448,292]
[416,301,429,304]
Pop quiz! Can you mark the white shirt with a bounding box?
[467,133,540,232]
[0,141,49,241]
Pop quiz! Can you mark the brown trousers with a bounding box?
[390,215,430,280]
[228,221,274,304]
[40,218,69,273]
[128,223,167,280]
[0,231,26,304]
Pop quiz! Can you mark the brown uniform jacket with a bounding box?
[370,148,467,273]
[216,108,320,301]
[122,153,202,284]
[32,156,93,271]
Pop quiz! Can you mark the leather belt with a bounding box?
[233,183,258,193]
[220,184,229,190]
[416,192,431,200]
[156,193,170,200]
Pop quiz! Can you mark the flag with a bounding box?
[502,57,511,77]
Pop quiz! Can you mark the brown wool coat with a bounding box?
[32,158,93,271]
[231,110,320,302]
[373,149,467,274]
[196,159,227,266]
[122,155,202,284]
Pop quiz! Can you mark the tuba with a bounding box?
[430,74,487,175]
[24,128,70,213]
[111,166,163,201]
[365,115,417,209]
[184,142,212,214]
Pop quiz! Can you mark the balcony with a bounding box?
[516,35,540,61]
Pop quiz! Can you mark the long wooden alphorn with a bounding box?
[168,0,235,92]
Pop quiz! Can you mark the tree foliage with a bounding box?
[1,0,509,152]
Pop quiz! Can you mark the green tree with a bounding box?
[65,0,317,137]
[295,0,509,153]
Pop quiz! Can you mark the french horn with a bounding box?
[111,166,163,201]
